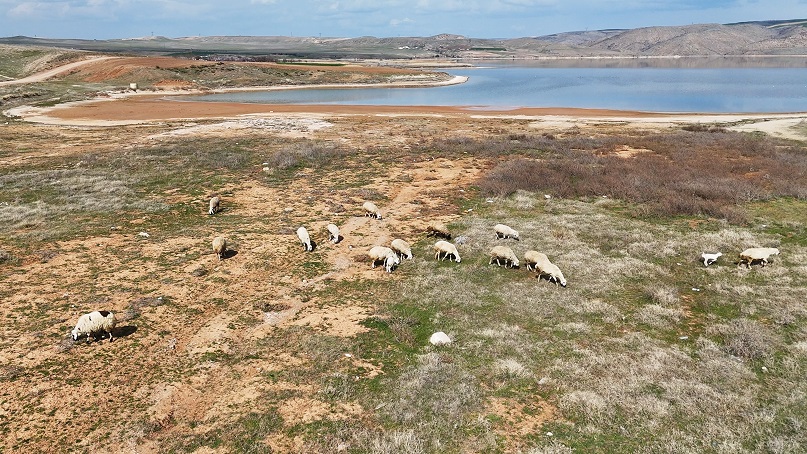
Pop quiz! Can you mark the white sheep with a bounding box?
[493,223,520,241]
[701,252,722,267]
[368,246,400,272]
[489,245,519,268]
[208,196,220,215]
[537,261,567,287]
[363,201,382,219]
[390,238,413,260]
[525,250,566,287]
[426,221,451,239]
[71,310,116,343]
[326,223,341,244]
[296,226,313,252]
[212,236,227,261]
[739,247,779,268]
[523,250,548,272]
[433,240,461,262]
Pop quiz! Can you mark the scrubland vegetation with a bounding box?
[1,114,805,453]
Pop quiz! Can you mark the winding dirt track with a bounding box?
[0,56,119,86]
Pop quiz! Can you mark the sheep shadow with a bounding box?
[426,231,452,240]
[222,249,238,260]
[113,325,138,339]
[535,274,566,287]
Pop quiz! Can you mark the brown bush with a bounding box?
[476,131,807,221]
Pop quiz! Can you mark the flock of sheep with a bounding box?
[69,195,782,344]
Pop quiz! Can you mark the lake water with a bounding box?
[189,62,807,113]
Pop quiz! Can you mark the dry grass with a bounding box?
[475,130,807,222]
[2,117,805,453]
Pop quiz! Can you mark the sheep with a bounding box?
[536,261,567,287]
[489,245,519,268]
[71,310,116,343]
[701,252,722,267]
[739,247,779,268]
[433,240,461,262]
[390,238,413,260]
[326,223,341,244]
[493,223,520,241]
[212,236,227,261]
[368,246,400,273]
[208,196,220,215]
[296,226,313,252]
[524,250,566,287]
[523,250,548,272]
[426,221,451,239]
[363,201,382,220]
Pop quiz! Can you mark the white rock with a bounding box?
[138,232,150,238]
[429,331,451,346]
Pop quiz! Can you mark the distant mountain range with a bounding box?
[2,19,806,60]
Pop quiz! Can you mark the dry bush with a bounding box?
[712,318,778,360]
[476,131,807,221]
[266,140,345,170]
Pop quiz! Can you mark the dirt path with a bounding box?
[0,56,119,86]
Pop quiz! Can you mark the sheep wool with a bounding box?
[701,252,722,267]
[523,250,549,272]
[297,226,313,252]
[739,247,779,268]
[537,261,567,287]
[390,238,413,260]
[208,196,221,215]
[326,223,341,244]
[433,240,461,262]
[426,221,451,239]
[493,223,520,241]
[212,236,227,261]
[489,245,520,268]
[368,246,399,272]
[363,201,382,219]
[71,310,116,342]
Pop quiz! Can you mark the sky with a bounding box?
[0,0,805,40]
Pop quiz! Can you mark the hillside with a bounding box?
[1,19,806,60]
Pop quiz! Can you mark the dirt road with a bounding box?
[0,56,118,86]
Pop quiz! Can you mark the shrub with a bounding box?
[476,131,807,221]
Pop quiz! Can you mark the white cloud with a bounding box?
[389,17,413,27]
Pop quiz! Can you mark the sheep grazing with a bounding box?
[525,250,566,287]
[493,223,520,241]
[368,246,400,273]
[426,221,451,239]
[297,226,313,252]
[212,236,228,261]
[701,252,722,267]
[363,201,383,220]
[390,238,413,260]
[326,223,341,244]
[489,245,519,268]
[523,250,548,272]
[433,240,461,262]
[537,261,567,287]
[71,310,116,343]
[739,247,780,268]
[208,196,220,215]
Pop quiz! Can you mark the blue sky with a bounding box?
[0,0,804,40]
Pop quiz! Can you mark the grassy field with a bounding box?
[1,114,806,453]
[1,47,806,453]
